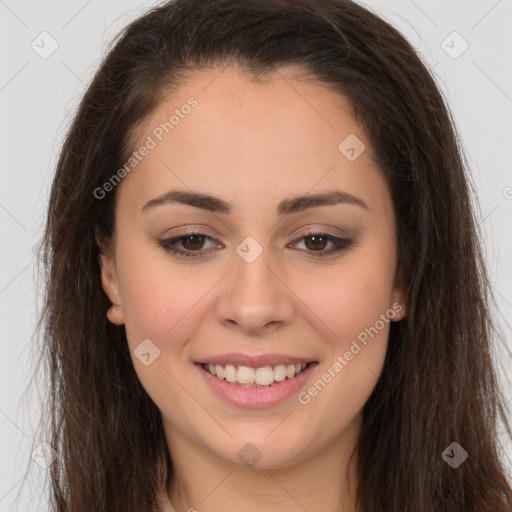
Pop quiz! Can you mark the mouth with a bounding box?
[196,355,319,408]
[201,361,313,388]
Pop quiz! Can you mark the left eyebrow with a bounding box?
[140,189,368,215]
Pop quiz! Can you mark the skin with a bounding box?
[100,64,406,512]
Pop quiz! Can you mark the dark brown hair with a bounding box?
[38,0,512,510]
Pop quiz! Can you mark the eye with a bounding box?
[158,231,218,259]
[288,231,354,258]
[158,230,354,259]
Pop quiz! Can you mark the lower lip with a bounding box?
[196,362,318,408]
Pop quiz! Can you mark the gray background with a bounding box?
[1,0,511,510]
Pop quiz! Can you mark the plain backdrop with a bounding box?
[0,0,511,510]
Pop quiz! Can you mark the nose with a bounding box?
[215,243,295,336]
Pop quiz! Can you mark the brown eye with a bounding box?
[290,232,354,258]
[180,234,207,251]
[158,232,218,259]
[303,234,329,251]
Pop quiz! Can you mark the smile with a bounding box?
[196,359,319,408]
[202,362,309,387]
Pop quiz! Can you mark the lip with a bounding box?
[196,360,319,408]
[197,352,314,368]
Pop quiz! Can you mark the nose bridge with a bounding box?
[215,235,294,333]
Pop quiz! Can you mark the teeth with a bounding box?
[203,362,309,386]
[273,364,287,382]
[237,365,255,384]
[224,364,237,383]
[255,366,274,385]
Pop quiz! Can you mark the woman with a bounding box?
[39,0,512,510]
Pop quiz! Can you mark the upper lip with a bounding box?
[197,353,316,367]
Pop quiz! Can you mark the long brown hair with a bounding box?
[38,0,512,510]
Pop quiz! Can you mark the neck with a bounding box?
[162,413,362,512]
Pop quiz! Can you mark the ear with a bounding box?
[390,269,407,321]
[98,238,125,325]
[390,286,407,321]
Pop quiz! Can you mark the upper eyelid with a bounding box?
[163,229,346,245]
[164,223,350,239]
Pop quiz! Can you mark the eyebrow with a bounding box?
[141,189,368,215]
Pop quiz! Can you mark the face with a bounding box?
[100,64,406,469]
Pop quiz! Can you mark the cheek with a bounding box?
[113,240,213,411]
[296,268,393,434]
[296,248,395,401]
[114,237,205,349]
[303,248,397,347]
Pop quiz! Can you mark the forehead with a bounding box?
[117,65,387,216]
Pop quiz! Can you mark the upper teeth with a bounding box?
[204,363,307,386]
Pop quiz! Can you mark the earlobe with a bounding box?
[391,301,406,321]
[106,304,124,325]
[390,266,407,321]
[99,250,125,325]
[391,286,407,322]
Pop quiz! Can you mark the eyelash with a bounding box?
[158,230,354,260]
